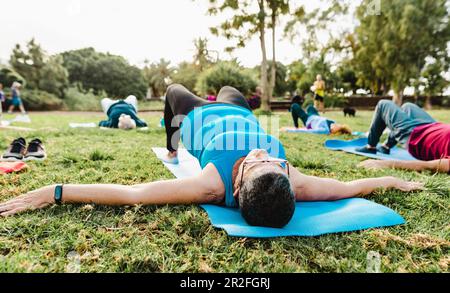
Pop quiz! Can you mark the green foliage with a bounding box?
[255,61,288,97]
[63,87,105,111]
[38,55,70,98]
[195,61,258,96]
[19,89,64,110]
[0,67,26,88]
[353,0,450,98]
[143,59,174,98]
[10,39,69,98]
[61,48,147,98]
[170,62,201,94]
[0,110,449,272]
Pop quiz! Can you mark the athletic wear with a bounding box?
[1,138,27,162]
[180,104,285,208]
[11,88,22,107]
[408,123,450,161]
[165,84,284,208]
[24,139,47,161]
[290,104,334,134]
[99,100,147,128]
[367,101,436,148]
[164,84,251,152]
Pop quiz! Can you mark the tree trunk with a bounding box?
[425,95,432,110]
[258,0,270,112]
[270,10,277,97]
[393,90,403,105]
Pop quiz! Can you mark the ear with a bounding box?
[233,187,240,199]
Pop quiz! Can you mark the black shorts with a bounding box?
[314,94,324,102]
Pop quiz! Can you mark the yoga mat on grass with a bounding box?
[152,147,405,238]
[325,138,417,161]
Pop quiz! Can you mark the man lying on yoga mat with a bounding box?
[356,100,450,174]
[283,103,351,135]
[0,85,423,228]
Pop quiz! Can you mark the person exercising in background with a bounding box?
[8,82,26,114]
[312,75,326,113]
[285,101,352,135]
[0,85,423,228]
[357,100,450,174]
[99,95,147,130]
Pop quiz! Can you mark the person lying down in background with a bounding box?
[99,95,147,130]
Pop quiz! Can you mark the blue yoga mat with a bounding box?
[152,147,405,238]
[325,138,417,161]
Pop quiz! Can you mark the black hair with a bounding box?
[291,95,304,106]
[239,172,295,228]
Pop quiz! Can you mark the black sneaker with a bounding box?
[24,139,47,161]
[355,146,377,154]
[1,138,27,162]
[377,145,391,155]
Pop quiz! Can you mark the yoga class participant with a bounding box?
[99,95,147,129]
[356,100,449,162]
[0,85,423,228]
[286,103,351,135]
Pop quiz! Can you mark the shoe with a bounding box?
[355,146,377,154]
[24,139,47,161]
[376,145,391,155]
[1,138,27,162]
[161,153,179,165]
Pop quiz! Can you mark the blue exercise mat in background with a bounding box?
[325,138,417,161]
[152,147,405,238]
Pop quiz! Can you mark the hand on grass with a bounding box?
[390,177,425,192]
[0,186,54,217]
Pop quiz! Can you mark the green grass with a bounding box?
[0,110,449,273]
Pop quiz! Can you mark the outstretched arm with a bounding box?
[358,159,450,173]
[0,164,224,217]
[288,165,424,202]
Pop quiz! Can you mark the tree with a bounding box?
[10,39,69,98]
[38,55,69,98]
[61,48,147,98]
[10,39,46,89]
[206,0,291,111]
[195,61,258,97]
[0,67,26,88]
[255,61,288,97]
[353,0,450,104]
[193,38,215,71]
[171,62,201,93]
[143,59,174,98]
[414,59,449,109]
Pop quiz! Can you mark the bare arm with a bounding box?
[289,165,424,202]
[359,159,450,173]
[0,164,224,217]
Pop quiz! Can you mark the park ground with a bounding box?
[0,109,449,272]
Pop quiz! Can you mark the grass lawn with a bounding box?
[0,109,449,273]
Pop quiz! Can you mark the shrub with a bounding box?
[63,87,105,111]
[19,90,64,111]
[195,62,258,96]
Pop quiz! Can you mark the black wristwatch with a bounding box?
[54,185,64,205]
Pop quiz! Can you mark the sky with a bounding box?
[0,0,357,68]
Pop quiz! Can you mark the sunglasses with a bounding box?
[236,158,290,198]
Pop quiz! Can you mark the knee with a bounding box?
[401,102,415,110]
[376,99,394,111]
[291,103,301,113]
[165,84,182,97]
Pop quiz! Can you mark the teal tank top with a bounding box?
[180,104,286,208]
